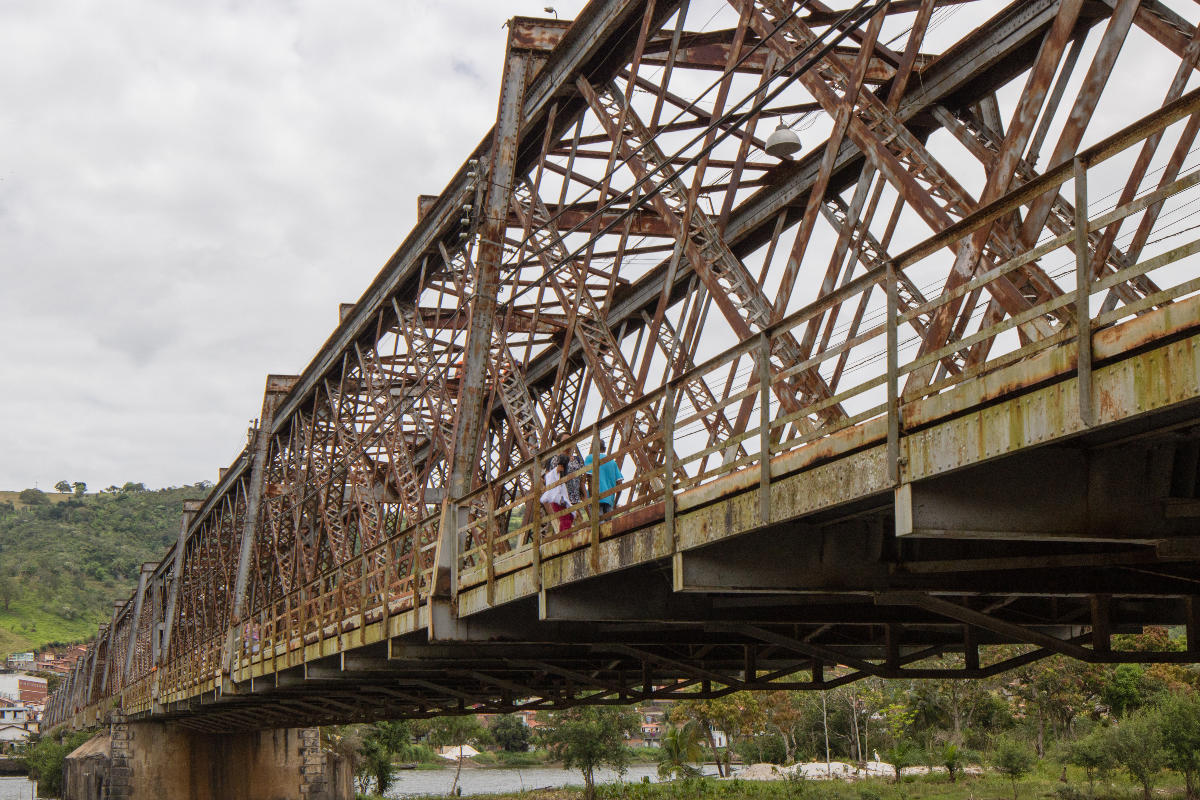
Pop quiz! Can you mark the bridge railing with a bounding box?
[226,511,441,680]
[447,87,1200,599]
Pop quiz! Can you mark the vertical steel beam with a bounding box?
[1074,157,1093,426]
[230,376,296,622]
[161,500,203,665]
[448,35,532,502]
[86,627,104,704]
[99,601,123,694]
[433,26,534,637]
[886,261,900,485]
[122,563,154,682]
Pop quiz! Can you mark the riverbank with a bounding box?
[372,762,1191,800]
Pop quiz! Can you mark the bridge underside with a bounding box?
[47,0,1200,733]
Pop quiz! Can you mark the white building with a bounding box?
[0,674,47,704]
[0,706,27,725]
[0,703,32,745]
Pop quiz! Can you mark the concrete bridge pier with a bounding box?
[63,715,352,800]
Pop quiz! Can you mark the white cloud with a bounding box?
[0,0,587,490]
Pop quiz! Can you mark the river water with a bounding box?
[0,778,37,800]
[386,763,720,798]
[0,763,717,799]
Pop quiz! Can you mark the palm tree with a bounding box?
[658,722,705,780]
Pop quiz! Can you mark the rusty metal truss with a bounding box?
[47,0,1200,732]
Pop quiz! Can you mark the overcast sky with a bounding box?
[1,1,1194,493]
[0,0,590,492]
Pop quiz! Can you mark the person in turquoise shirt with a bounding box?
[584,442,623,513]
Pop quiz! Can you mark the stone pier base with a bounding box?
[64,717,351,800]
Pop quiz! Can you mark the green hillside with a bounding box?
[0,484,209,657]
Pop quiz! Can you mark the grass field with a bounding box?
[0,595,103,655]
[0,489,85,510]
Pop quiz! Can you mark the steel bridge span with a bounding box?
[46,0,1200,737]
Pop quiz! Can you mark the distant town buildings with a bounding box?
[0,691,41,749]
[0,647,71,748]
[5,644,86,676]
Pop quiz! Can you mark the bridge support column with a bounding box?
[64,717,351,800]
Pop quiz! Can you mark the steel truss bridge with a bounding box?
[46,0,1200,734]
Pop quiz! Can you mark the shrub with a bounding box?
[1108,709,1166,800]
[992,737,1036,800]
[1063,727,1114,797]
[25,730,93,796]
[1158,691,1200,799]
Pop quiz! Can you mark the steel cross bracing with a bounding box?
[45,0,1200,732]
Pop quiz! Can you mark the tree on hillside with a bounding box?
[18,489,47,506]
[1103,664,1154,717]
[54,480,71,494]
[0,575,14,611]
[1010,655,1104,755]
[72,482,86,497]
[540,706,638,800]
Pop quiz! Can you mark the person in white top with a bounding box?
[540,459,571,533]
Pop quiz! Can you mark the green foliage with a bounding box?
[18,488,47,506]
[360,720,414,793]
[670,690,765,776]
[53,481,71,494]
[25,730,93,797]
[1053,784,1087,800]
[1157,691,1200,798]
[1102,665,1153,717]
[491,713,532,752]
[423,714,488,750]
[659,722,705,780]
[1107,708,1167,800]
[992,737,1036,800]
[0,484,206,654]
[883,740,923,783]
[737,732,787,766]
[1063,727,1114,796]
[938,743,964,783]
[539,705,639,800]
[324,721,416,795]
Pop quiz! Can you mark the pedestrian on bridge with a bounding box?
[540,459,571,534]
[585,441,623,515]
[564,447,587,509]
